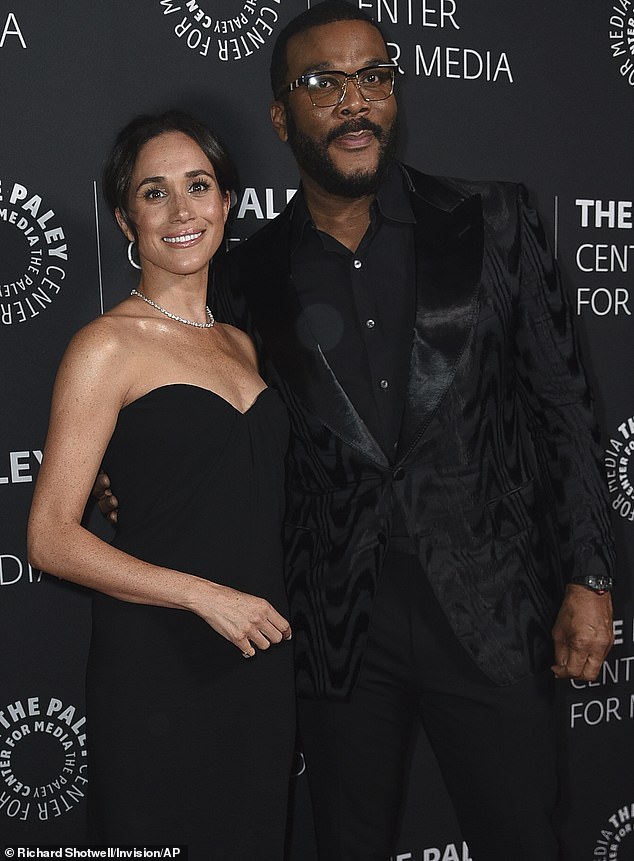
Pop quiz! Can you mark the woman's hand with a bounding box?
[194,581,292,657]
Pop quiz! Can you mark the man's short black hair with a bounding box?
[270,0,385,99]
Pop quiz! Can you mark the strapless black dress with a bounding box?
[86,385,295,859]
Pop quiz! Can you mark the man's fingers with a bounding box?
[98,490,118,516]
[551,635,609,679]
[562,650,588,679]
[552,651,604,681]
[551,648,570,678]
[551,586,614,681]
[578,654,603,682]
[94,472,111,492]
[93,472,111,504]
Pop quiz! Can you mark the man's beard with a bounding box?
[285,109,399,198]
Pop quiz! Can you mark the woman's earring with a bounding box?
[127,240,142,270]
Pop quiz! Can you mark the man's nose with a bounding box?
[337,77,370,115]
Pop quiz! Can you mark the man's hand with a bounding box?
[92,471,118,525]
[551,583,614,681]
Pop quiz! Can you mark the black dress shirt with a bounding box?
[290,165,416,460]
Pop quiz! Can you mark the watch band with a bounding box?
[570,573,614,595]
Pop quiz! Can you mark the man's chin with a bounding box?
[333,173,381,198]
[287,125,395,198]
[310,162,383,198]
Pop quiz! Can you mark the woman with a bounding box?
[27,111,295,857]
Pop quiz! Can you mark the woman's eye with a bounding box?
[143,187,165,200]
[190,180,211,193]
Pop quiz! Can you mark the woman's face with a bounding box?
[118,130,230,278]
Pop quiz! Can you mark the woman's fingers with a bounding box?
[199,584,292,657]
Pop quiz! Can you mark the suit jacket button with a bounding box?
[393,467,405,481]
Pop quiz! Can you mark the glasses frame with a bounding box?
[283,63,396,108]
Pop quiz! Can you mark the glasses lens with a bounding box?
[306,67,395,106]
[358,67,394,100]
[306,72,346,107]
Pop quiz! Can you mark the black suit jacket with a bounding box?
[214,164,615,700]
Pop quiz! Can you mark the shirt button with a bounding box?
[366,319,375,329]
[380,379,389,390]
[353,259,362,269]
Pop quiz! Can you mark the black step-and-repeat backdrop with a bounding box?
[1,2,633,857]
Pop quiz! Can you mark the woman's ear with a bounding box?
[115,208,134,242]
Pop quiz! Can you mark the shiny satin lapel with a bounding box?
[245,209,389,468]
[398,171,484,459]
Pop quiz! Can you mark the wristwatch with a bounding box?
[570,573,614,595]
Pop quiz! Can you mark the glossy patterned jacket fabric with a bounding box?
[214,164,615,700]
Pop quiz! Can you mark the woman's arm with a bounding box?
[28,321,291,656]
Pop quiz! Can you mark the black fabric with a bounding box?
[297,551,562,861]
[86,385,295,858]
[214,165,615,700]
[290,166,416,457]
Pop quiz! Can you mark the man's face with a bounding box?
[271,20,398,198]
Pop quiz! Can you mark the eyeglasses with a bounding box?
[283,63,396,108]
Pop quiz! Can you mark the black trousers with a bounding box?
[298,551,562,861]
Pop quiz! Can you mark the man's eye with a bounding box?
[361,69,390,86]
[310,75,341,90]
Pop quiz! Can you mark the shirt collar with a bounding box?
[374,163,416,225]
[290,189,314,255]
[290,162,415,254]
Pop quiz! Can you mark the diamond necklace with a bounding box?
[130,289,215,329]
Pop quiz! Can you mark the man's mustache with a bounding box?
[326,119,385,146]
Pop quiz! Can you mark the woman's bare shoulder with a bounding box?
[219,322,257,360]
[59,303,148,390]
[70,298,145,351]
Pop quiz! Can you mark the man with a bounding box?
[212,2,615,859]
